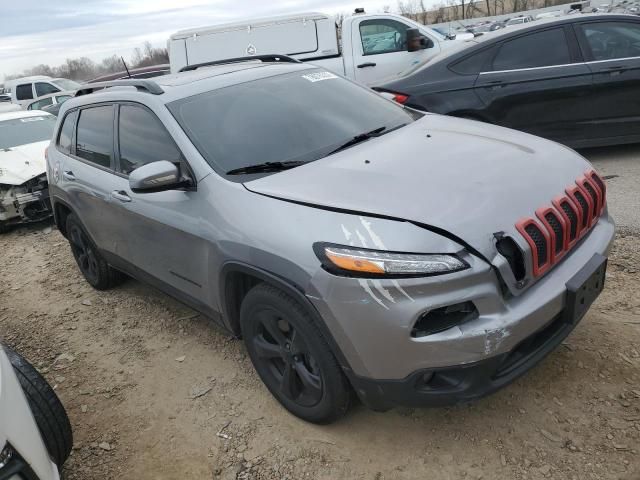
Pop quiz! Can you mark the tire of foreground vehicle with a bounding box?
[5,347,73,468]
[65,213,125,290]
[240,283,351,424]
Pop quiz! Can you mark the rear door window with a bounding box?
[57,110,78,155]
[117,105,182,175]
[16,84,34,100]
[76,106,114,168]
[492,28,571,71]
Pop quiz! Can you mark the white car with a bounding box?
[25,92,75,112]
[0,110,56,233]
[0,344,72,479]
[3,76,81,107]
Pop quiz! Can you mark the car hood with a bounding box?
[0,141,48,186]
[244,115,593,260]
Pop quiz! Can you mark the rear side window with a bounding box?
[118,105,182,175]
[35,82,60,97]
[76,106,114,168]
[57,110,77,154]
[492,28,571,71]
[16,84,33,100]
[450,47,497,74]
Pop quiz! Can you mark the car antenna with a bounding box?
[121,56,132,79]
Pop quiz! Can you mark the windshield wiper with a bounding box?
[327,124,408,156]
[327,126,387,156]
[226,160,307,175]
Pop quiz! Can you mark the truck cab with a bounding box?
[168,10,455,85]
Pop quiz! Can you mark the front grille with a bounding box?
[590,172,606,202]
[560,200,578,241]
[514,170,606,279]
[582,181,599,218]
[545,211,564,255]
[573,190,590,229]
[524,223,547,268]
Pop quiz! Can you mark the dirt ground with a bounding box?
[1,223,638,480]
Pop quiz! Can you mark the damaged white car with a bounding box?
[0,110,55,233]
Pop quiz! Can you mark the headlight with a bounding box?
[315,244,469,277]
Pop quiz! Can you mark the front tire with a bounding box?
[240,283,351,424]
[65,213,124,290]
[5,347,73,468]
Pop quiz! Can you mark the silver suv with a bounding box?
[47,56,615,424]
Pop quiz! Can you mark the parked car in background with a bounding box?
[376,14,640,148]
[0,110,55,232]
[0,104,22,113]
[433,26,476,40]
[169,9,465,85]
[0,94,11,103]
[25,91,74,111]
[87,64,170,83]
[3,76,81,107]
[40,103,66,117]
[0,344,72,479]
[48,58,613,423]
[505,15,535,26]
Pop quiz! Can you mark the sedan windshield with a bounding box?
[168,69,418,176]
[0,115,56,149]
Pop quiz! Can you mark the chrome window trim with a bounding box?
[586,55,640,64]
[479,62,585,75]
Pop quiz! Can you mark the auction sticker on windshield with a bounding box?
[302,71,338,82]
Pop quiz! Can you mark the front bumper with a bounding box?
[307,214,615,386]
[350,306,585,410]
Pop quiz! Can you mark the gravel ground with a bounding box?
[0,149,639,480]
[582,144,640,233]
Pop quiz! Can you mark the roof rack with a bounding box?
[75,79,164,97]
[179,54,301,72]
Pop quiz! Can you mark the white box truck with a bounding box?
[169,9,463,85]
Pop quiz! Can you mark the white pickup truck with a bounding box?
[169,9,462,85]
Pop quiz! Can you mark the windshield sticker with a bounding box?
[20,117,46,123]
[302,71,338,82]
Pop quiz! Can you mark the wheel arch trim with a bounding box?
[219,261,355,376]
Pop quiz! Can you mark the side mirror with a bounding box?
[129,160,183,193]
[407,28,428,52]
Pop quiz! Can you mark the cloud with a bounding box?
[1,0,395,80]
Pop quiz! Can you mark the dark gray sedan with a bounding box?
[375,14,640,148]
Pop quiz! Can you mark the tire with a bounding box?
[65,213,125,290]
[0,221,10,234]
[240,283,351,424]
[5,347,73,468]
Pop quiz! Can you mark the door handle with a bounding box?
[62,170,76,181]
[111,190,132,203]
[357,62,377,68]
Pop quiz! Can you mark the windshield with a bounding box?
[168,69,417,176]
[51,78,81,91]
[0,115,56,149]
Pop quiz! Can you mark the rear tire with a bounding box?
[65,213,125,290]
[0,221,10,234]
[5,347,73,468]
[240,283,351,424]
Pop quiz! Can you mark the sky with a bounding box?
[0,0,397,79]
